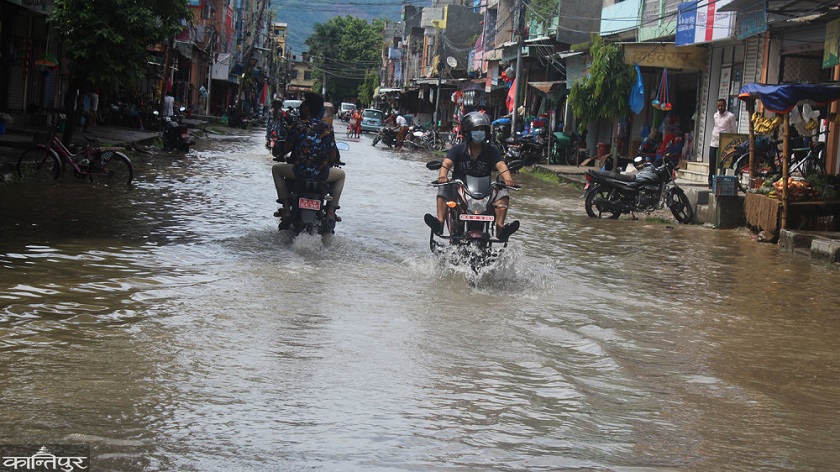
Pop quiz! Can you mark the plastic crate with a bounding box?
[713,175,737,196]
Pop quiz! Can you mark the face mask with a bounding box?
[470,130,486,142]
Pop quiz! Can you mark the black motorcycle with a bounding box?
[372,126,398,147]
[275,142,349,237]
[267,129,286,160]
[583,156,694,223]
[425,159,523,273]
[504,128,547,166]
[156,108,191,152]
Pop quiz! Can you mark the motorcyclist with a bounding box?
[424,111,520,241]
[265,99,287,159]
[272,91,345,232]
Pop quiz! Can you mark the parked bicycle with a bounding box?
[788,135,827,177]
[717,136,781,193]
[17,131,134,185]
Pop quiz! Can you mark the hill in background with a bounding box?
[273,1,407,56]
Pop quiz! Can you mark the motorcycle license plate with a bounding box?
[299,198,321,211]
[460,214,495,222]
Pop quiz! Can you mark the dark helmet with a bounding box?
[461,111,491,143]
[271,99,283,109]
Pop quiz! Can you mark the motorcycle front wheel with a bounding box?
[372,136,381,146]
[584,185,622,219]
[667,187,694,224]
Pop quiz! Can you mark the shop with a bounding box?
[737,83,840,236]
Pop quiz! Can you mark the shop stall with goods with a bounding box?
[736,83,840,237]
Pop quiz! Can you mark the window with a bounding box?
[290,69,298,79]
[304,71,312,80]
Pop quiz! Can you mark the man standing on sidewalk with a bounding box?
[709,98,737,188]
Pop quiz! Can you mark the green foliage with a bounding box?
[358,69,379,107]
[305,16,386,103]
[50,0,190,91]
[569,36,634,134]
[526,0,559,31]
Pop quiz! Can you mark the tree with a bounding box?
[358,69,379,107]
[50,0,191,143]
[569,36,634,168]
[305,16,385,103]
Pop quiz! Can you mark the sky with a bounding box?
[271,0,421,56]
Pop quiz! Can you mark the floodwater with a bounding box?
[2,129,840,471]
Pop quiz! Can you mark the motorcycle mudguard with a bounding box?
[299,209,317,224]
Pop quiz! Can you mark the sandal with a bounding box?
[278,215,292,230]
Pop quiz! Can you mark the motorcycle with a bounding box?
[275,142,350,237]
[267,129,286,160]
[583,155,694,223]
[372,126,399,147]
[504,126,548,166]
[156,108,191,152]
[405,126,444,151]
[226,105,251,129]
[425,159,523,273]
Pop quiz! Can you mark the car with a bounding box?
[283,99,302,111]
[360,108,385,133]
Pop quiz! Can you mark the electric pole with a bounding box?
[511,0,524,137]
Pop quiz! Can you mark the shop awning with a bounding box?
[738,83,840,113]
[528,81,566,95]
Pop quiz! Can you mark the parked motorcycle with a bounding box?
[155,109,191,152]
[226,105,251,129]
[274,142,349,237]
[372,126,399,147]
[425,159,523,273]
[405,125,444,151]
[583,156,694,223]
[504,127,548,166]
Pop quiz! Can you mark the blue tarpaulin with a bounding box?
[738,83,840,113]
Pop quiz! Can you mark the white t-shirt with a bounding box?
[163,95,175,117]
[396,115,407,127]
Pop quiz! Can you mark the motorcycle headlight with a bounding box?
[468,195,491,214]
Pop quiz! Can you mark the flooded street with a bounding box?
[2,129,840,470]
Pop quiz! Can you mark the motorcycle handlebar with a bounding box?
[430,179,521,191]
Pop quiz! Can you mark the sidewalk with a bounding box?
[0,117,210,168]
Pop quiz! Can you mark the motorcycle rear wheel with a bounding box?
[372,136,380,146]
[584,185,622,219]
[667,187,694,224]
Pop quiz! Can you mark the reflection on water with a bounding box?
[2,131,840,470]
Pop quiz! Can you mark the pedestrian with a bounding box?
[199,83,208,113]
[709,98,737,188]
[163,92,175,118]
[90,89,100,127]
[395,112,408,149]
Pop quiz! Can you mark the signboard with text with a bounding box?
[676,0,735,46]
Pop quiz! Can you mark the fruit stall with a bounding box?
[737,83,840,234]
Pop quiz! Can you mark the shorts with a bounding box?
[437,185,509,202]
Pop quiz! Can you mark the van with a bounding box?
[340,103,356,114]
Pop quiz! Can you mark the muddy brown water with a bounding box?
[2,131,839,470]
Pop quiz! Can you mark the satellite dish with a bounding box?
[446,56,458,68]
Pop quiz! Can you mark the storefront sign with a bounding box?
[624,44,706,71]
[675,0,735,46]
[720,133,748,156]
[824,18,840,69]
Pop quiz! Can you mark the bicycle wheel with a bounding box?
[717,150,741,175]
[17,146,61,182]
[734,154,776,193]
[89,150,133,185]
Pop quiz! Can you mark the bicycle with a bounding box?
[788,135,826,178]
[17,131,134,185]
[718,136,780,193]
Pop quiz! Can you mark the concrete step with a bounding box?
[779,230,840,263]
[677,162,708,184]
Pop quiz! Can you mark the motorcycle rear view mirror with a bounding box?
[426,160,443,170]
[506,159,524,172]
[336,142,350,151]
